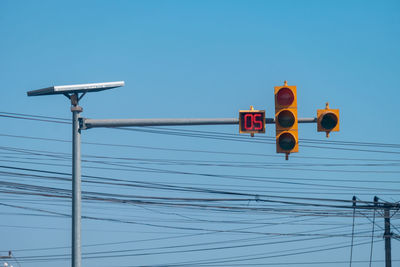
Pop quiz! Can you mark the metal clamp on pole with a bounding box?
[70,93,83,113]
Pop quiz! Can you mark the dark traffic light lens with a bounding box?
[321,113,338,130]
[276,88,294,106]
[278,133,296,150]
[277,110,295,128]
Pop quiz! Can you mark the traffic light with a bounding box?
[275,81,298,159]
[317,102,339,137]
[239,106,265,136]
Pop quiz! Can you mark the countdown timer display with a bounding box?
[239,110,265,134]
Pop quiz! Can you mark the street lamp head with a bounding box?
[27,81,125,97]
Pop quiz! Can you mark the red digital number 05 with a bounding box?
[244,113,263,130]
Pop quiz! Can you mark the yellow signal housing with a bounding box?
[317,102,340,138]
[274,81,298,159]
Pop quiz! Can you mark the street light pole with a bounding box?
[27,81,125,267]
[71,94,82,267]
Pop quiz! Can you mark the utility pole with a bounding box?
[352,197,399,267]
[384,205,392,267]
[372,197,399,267]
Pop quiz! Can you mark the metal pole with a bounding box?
[81,117,317,129]
[71,94,82,267]
[384,206,391,267]
[26,82,125,267]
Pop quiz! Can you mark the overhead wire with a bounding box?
[1,111,399,266]
[0,164,395,207]
[149,239,383,266]
[2,111,400,154]
[2,133,400,164]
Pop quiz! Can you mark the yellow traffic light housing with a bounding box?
[317,102,340,137]
[275,81,298,160]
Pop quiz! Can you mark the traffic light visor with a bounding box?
[276,88,294,106]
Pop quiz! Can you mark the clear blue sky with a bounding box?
[0,1,399,266]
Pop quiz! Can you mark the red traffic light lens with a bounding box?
[276,88,294,106]
[321,113,338,130]
[278,132,296,151]
[277,110,295,128]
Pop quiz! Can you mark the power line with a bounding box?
[2,111,400,153]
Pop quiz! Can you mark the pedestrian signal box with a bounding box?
[239,109,265,134]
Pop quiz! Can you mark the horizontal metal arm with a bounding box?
[297,118,318,123]
[81,117,317,130]
[81,118,238,129]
